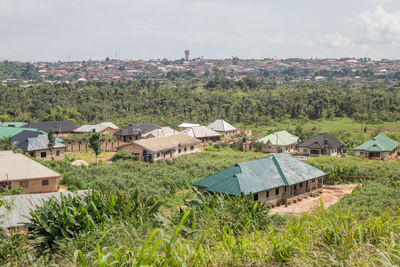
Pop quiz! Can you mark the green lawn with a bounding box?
[237,117,400,137]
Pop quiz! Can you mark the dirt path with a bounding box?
[269,184,358,215]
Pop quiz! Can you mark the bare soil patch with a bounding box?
[269,184,358,215]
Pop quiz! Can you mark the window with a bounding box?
[41,152,47,158]
[56,150,60,156]
[184,147,187,152]
[284,186,287,192]
[190,146,194,150]
[42,179,49,186]
[178,148,181,153]
[157,153,160,158]
[306,181,308,187]
[275,188,279,195]
[300,182,303,187]
[266,191,269,198]
[253,193,258,201]
[303,149,307,153]
[20,181,29,188]
[294,184,297,189]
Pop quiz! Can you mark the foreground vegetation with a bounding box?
[3,149,400,265]
[2,179,400,266]
[52,149,266,207]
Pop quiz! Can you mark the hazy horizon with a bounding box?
[1,0,400,62]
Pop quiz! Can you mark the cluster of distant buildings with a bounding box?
[1,118,399,228]
[3,57,400,86]
[1,118,398,197]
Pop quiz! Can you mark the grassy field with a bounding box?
[57,148,266,207]
[238,117,400,137]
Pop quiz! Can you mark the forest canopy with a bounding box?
[0,79,399,127]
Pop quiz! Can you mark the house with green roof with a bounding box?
[193,153,326,204]
[0,126,44,140]
[257,131,299,153]
[354,134,398,160]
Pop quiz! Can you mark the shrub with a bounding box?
[25,191,161,247]
[111,151,139,162]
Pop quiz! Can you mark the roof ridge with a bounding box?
[272,155,289,186]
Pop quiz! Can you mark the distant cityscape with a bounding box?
[2,53,400,86]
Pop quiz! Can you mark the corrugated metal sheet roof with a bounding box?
[257,131,299,146]
[17,134,66,152]
[120,133,201,152]
[22,121,79,133]
[0,152,61,182]
[298,132,344,149]
[0,126,44,139]
[182,126,221,138]
[142,127,180,138]
[0,190,87,228]
[193,153,326,195]
[114,123,161,136]
[207,119,236,132]
[178,123,200,128]
[354,134,399,152]
[74,122,119,133]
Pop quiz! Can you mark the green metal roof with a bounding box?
[0,122,26,128]
[193,153,326,196]
[257,131,299,146]
[354,134,399,152]
[0,126,44,140]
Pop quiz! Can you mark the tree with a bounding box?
[47,130,56,160]
[89,133,102,163]
[0,136,13,151]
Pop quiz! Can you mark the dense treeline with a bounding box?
[0,61,42,81]
[1,80,400,127]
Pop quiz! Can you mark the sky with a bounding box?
[0,0,400,61]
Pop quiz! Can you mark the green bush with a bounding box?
[111,151,139,162]
[25,191,161,247]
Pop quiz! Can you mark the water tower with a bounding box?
[184,50,190,61]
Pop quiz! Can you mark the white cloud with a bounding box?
[320,33,353,47]
[359,6,400,44]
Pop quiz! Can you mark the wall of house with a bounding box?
[117,143,200,162]
[99,127,118,135]
[355,150,396,160]
[55,132,75,137]
[253,178,320,204]
[355,150,366,157]
[198,136,221,143]
[11,177,58,194]
[298,147,338,157]
[117,143,144,158]
[263,144,297,154]
[217,130,237,136]
[27,148,66,161]
[65,139,121,152]
[152,145,200,161]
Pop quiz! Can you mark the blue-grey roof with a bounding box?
[23,121,78,133]
[193,153,326,195]
[114,123,161,136]
[17,134,66,152]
